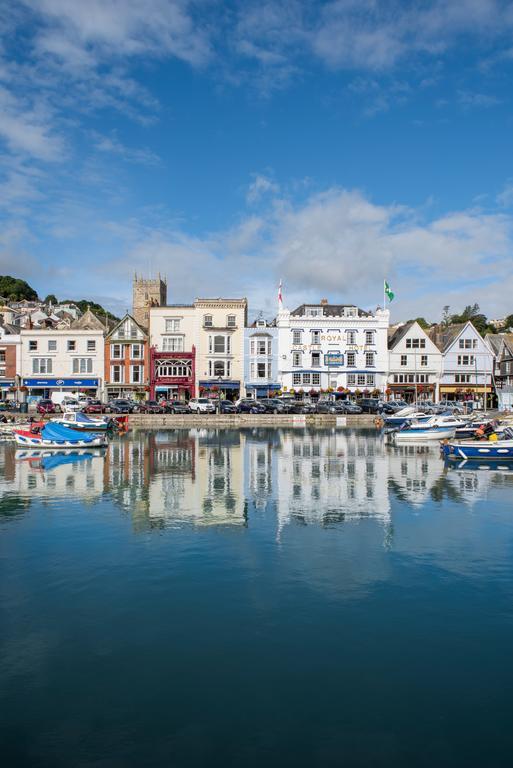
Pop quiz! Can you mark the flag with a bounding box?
[384,280,395,302]
[278,279,283,308]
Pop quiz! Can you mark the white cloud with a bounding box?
[0,85,65,162]
[246,173,280,204]
[91,131,160,166]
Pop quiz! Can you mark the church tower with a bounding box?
[132,273,167,328]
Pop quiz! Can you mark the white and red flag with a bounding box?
[278,279,283,309]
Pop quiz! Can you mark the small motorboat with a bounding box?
[384,407,431,428]
[441,427,513,461]
[51,411,112,431]
[13,421,107,449]
[386,415,459,443]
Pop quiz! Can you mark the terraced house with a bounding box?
[104,313,149,400]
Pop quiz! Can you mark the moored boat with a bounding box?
[441,428,513,461]
[13,422,107,449]
[51,411,112,431]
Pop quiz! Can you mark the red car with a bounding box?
[82,399,106,414]
[37,399,56,415]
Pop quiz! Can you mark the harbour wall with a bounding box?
[127,413,379,429]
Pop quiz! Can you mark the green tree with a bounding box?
[62,299,119,323]
[406,317,431,329]
[0,275,38,301]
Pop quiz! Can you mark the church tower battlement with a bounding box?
[132,273,167,328]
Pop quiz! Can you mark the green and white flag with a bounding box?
[384,280,395,302]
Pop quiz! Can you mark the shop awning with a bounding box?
[199,380,240,390]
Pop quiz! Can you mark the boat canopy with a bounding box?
[41,422,101,443]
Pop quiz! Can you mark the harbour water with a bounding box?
[1,428,513,767]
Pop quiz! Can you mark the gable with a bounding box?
[108,313,147,341]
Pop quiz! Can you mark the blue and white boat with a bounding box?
[441,428,513,461]
[14,422,107,449]
[386,415,463,443]
[384,407,432,428]
[51,411,112,431]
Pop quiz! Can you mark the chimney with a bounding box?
[320,298,329,306]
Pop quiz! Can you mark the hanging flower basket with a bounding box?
[309,388,316,395]
[355,389,362,397]
[371,388,381,397]
[337,386,345,392]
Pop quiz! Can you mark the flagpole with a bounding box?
[383,279,386,310]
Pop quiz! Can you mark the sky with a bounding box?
[1,0,513,322]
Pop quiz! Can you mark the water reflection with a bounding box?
[1,428,513,531]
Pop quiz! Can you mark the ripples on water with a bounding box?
[1,427,513,767]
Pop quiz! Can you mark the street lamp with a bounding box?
[217,375,223,414]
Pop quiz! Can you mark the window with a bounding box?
[131,365,143,384]
[365,331,374,345]
[131,344,142,359]
[213,360,225,377]
[347,352,356,367]
[406,338,426,349]
[32,358,52,374]
[267,339,272,355]
[227,315,236,327]
[459,338,475,349]
[311,330,320,344]
[111,343,123,359]
[293,373,301,386]
[312,373,321,385]
[347,374,356,386]
[204,314,213,327]
[48,340,57,351]
[421,355,428,366]
[345,307,357,317]
[312,352,321,367]
[111,365,124,383]
[458,355,475,366]
[87,340,96,352]
[365,352,375,367]
[366,374,375,386]
[72,358,93,374]
[357,374,366,386]
[212,335,226,353]
[292,330,302,345]
[257,340,267,355]
[292,351,302,367]
[400,355,407,366]
[166,318,180,333]
[347,330,356,345]
[67,340,76,352]
[257,363,266,378]
[303,373,311,385]
[455,374,472,383]
[0,350,5,362]
[162,337,183,352]
[29,340,37,351]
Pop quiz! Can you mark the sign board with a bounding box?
[336,416,347,427]
[23,378,99,387]
[324,353,344,367]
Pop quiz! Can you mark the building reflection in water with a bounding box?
[1,428,513,531]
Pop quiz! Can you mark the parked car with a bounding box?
[36,398,56,415]
[58,397,83,412]
[82,399,106,414]
[188,398,216,414]
[236,399,266,414]
[137,400,164,414]
[337,401,362,414]
[357,398,382,414]
[258,398,289,414]
[107,399,136,414]
[162,400,190,414]
[218,400,237,414]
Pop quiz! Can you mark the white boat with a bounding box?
[386,415,459,443]
[384,407,431,427]
[14,422,107,449]
[51,411,112,431]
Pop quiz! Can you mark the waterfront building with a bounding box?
[0,322,20,400]
[485,332,513,409]
[19,312,106,400]
[195,298,247,400]
[276,299,390,396]
[132,273,167,329]
[244,317,280,398]
[104,313,150,400]
[387,321,442,402]
[429,321,494,406]
[149,304,196,400]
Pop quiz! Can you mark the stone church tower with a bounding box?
[132,273,167,328]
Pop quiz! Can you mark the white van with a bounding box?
[51,392,88,411]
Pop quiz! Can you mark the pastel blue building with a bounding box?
[244,318,280,398]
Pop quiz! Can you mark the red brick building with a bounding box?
[104,314,149,400]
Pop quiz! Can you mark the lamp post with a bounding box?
[217,375,223,414]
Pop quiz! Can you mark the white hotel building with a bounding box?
[277,300,390,395]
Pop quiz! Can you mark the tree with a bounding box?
[62,299,119,323]
[500,314,513,331]
[442,305,451,326]
[406,317,431,329]
[0,275,38,302]
[44,294,58,305]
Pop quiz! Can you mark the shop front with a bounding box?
[199,380,241,401]
[245,382,281,399]
[0,380,15,400]
[150,349,195,401]
[23,377,101,401]
[439,384,495,408]
[387,382,437,403]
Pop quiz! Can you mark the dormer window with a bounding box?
[345,307,357,318]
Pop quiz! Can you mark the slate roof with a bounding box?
[428,323,467,352]
[291,303,370,318]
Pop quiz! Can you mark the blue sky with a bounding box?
[1,0,513,322]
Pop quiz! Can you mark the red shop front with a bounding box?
[150,346,195,401]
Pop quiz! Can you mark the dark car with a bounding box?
[258,398,289,414]
[37,399,56,415]
[82,399,106,414]
[137,400,164,414]
[337,401,362,414]
[272,398,299,413]
[218,400,237,414]
[236,399,266,414]
[107,399,136,414]
[163,400,190,414]
[357,398,382,414]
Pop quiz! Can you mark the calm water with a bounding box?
[1,427,513,767]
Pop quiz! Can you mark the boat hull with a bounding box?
[442,440,513,461]
[388,426,456,442]
[14,431,107,449]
